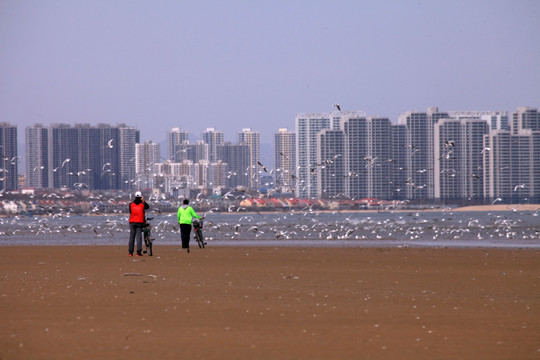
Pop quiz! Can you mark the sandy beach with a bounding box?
[1,245,539,359]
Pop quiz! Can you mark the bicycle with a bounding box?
[192,218,207,248]
[143,216,154,256]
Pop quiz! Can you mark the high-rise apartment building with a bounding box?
[0,122,18,191]
[483,130,534,202]
[238,128,260,189]
[203,128,224,163]
[434,120,461,200]
[296,111,366,199]
[390,124,408,200]
[207,160,227,190]
[173,141,209,163]
[168,128,189,161]
[398,111,428,199]
[95,124,123,190]
[118,125,139,190]
[448,111,509,131]
[274,128,296,193]
[341,116,368,199]
[367,117,393,200]
[484,107,540,203]
[315,115,396,200]
[153,159,194,197]
[462,119,490,200]
[26,124,49,189]
[218,142,250,189]
[45,123,138,191]
[317,129,345,198]
[399,107,449,199]
[136,141,160,175]
[512,107,540,134]
[193,160,210,189]
[532,132,540,202]
[434,118,489,200]
[48,124,79,189]
[295,113,332,199]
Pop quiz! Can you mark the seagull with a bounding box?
[106,139,114,149]
[62,158,71,167]
[363,156,378,166]
[73,182,88,189]
[257,161,268,172]
[514,184,526,191]
[481,147,491,154]
[333,103,341,111]
[405,177,415,186]
[492,197,502,205]
[445,140,455,148]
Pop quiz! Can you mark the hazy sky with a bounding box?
[1,1,539,166]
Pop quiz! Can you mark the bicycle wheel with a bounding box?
[147,239,153,256]
[195,231,205,248]
[145,237,153,256]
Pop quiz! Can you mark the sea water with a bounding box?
[0,209,539,248]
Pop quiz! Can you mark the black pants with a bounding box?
[180,223,192,249]
[129,222,144,254]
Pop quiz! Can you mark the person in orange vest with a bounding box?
[128,191,150,256]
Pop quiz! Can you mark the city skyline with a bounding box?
[7,102,540,174]
[3,105,539,203]
[6,105,540,170]
[2,1,539,162]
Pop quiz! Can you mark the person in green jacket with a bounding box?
[177,199,203,253]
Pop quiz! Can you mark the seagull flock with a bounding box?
[0,204,538,247]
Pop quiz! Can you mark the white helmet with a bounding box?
[135,191,142,198]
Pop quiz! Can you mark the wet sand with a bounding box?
[1,245,539,359]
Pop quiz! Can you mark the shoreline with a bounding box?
[1,246,539,359]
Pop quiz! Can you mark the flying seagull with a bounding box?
[106,139,114,149]
[257,161,268,172]
[333,104,341,111]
